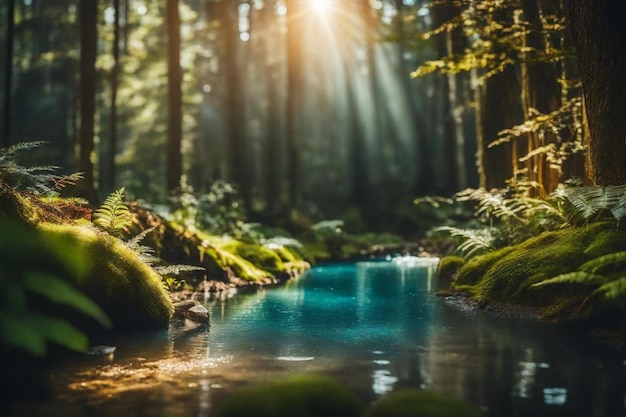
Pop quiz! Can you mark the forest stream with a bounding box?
[6,257,626,417]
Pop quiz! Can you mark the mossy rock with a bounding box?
[436,256,465,285]
[213,375,361,417]
[454,222,626,320]
[39,223,173,332]
[367,390,481,417]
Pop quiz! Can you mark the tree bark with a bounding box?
[106,0,121,194]
[77,0,99,202]
[568,0,626,185]
[166,0,183,194]
[219,0,250,210]
[2,0,15,148]
[285,0,304,207]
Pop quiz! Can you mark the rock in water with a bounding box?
[184,305,210,325]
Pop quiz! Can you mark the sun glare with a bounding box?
[311,0,331,15]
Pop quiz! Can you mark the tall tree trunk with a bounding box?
[568,0,626,185]
[166,0,183,194]
[285,0,304,207]
[261,0,282,214]
[77,0,99,202]
[2,0,15,148]
[105,0,121,194]
[520,0,561,195]
[479,10,522,190]
[220,0,251,210]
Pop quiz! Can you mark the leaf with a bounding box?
[531,272,609,288]
[0,312,88,356]
[94,187,132,236]
[598,277,626,300]
[578,252,626,274]
[22,273,111,328]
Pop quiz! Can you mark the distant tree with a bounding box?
[2,0,15,148]
[568,0,626,185]
[285,0,304,207]
[77,0,99,202]
[217,0,251,211]
[105,0,121,194]
[166,0,183,194]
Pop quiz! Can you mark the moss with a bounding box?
[437,256,465,285]
[213,375,361,417]
[453,222,626,321]
[39,223,173,332]
[367,390,481,417]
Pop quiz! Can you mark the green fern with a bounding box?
[578,252,626,274]
[598,277,626,300]
[124,226,159,264]
[531,272,610,288]
[561,185,626,221]
[437,226,495,258]
[0,141,82,196]
[93,187,132,237]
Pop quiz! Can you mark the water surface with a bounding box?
[9,259,626,416]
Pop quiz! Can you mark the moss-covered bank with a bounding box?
[39,223,174,332]
[446,222,626,327]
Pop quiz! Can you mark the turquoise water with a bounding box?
[8,259,626,416]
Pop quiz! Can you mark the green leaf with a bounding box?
[22,273,111,328]
[531,272,609,288]
[0,313,47,356]
[598,277,626,300]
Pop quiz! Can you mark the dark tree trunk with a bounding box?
[2,0,15,148]
[260,1,282,213]
[219,0,250,211]
[568,0,626,185]
[105,0,121,194]
[77,0,99,202]
[285,0,304,207]
[166,0,183,194]
[520,0,561,194]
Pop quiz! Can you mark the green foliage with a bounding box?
[93,187,132,237]
[213,375,361,417]
[531,251,626,310]
[167,180,250,238]
[40,223,174,331]
[436,226,495,258]
[0,220,110,356]
[557,184,626,223]
[454,222,626,320]
[367,389,481,417]
[0,141,83,196]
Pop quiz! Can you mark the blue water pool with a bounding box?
[8,259,626,417]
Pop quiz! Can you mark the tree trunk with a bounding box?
[166,0,183,194]
[2,0,15,148]
[77,0,99,202]
[285,0,304,207]
[260,1,282,214]
[520,0,561,195]
[219,0,251,211]
[568,0,626,185]
[105,0,121,194]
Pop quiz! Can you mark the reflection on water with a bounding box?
[7,259,626,417]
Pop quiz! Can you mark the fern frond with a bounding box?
[598,277,626,300]
[153,264,204,277]
[531,272,609,288]
[437,226,495,258]
[123,227,158,265]
[578,252,626,274]
[562,185,626,220]
[93,187,132,237]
